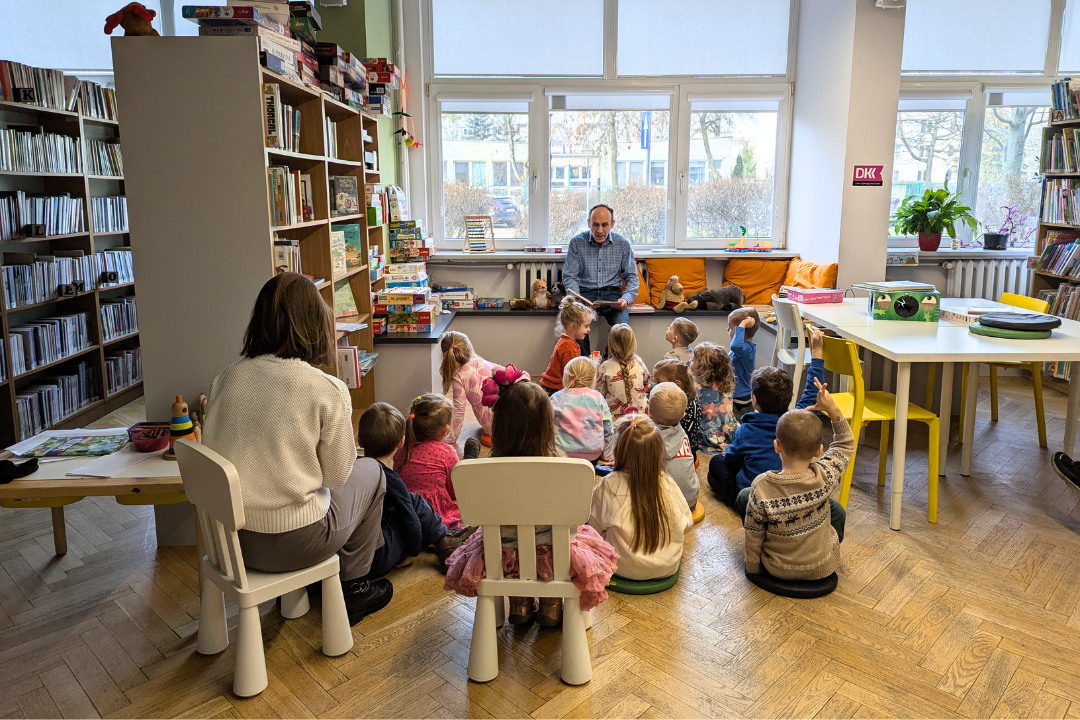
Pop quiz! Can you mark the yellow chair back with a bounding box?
[821,334,865,420]
[1001,292,1050,314]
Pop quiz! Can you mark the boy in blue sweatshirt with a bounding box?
[708,329,826,506]
[728,308,760,418]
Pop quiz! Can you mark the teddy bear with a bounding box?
[655,275,698,313]
[105,2,160,36]
[687,285,745,312]
[532,278,552,310]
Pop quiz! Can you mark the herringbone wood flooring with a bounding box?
[5,379,1080,718]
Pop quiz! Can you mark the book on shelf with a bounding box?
[298,174,313,221]
[100,297,138,341]
[330,175,359,217]
[0,61,68,111]
[341,224,362,268]
[0,191,85,240]
[273,236,301,274]
[0,126,82,173]
[74,80,118,121]
[267,166,307,226]
[336,346,361,388]
[85,138,123,176]
[330,229,347,275]
[8,311,91,375]
[91,196,128,234]
[104,347,142,395]
[15,361,100,441]
[262,83,281,147]
[333,280,357,317]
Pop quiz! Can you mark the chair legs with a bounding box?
[196,574,229,656]
[321,576,354,657]
[959,364,969,438]
[877,421,890,487]
[468,595,500,682]
[1031,362,1048,448]
[927,417,939,524]
[560,597,592,686]
[279,588,309,619]
[838,421,862,509]
[233,605,268,697]
[989,365,999,422]
[924,363,937,412]
[494,595,505,628]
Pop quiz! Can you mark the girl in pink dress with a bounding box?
[440,331,501,445]
[444,367,619,625]
[394,394,472,529]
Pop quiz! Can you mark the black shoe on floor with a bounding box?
[341,578,393,625]
[1053,452,1080,492]
[435,526,478,568]
[464,438,481,460]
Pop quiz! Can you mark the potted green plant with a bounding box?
[890,180,977,251]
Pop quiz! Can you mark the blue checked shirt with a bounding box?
[562,231,639,305]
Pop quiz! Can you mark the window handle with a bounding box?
[679,171,686,194]
[532,170,538,193]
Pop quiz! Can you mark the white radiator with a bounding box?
[943,258,1030,300]
[517,260,648,297]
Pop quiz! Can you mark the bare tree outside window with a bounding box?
[975,106,1047,246]
[891,111,964,233]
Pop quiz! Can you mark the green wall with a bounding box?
[316,0,398,188]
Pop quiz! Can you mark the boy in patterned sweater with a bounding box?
[740,378,853,580]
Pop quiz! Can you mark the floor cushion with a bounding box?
[645,258,707,306]
[745,568,838,598]
[608,571,679,595]
[724,258,791,305]
[783,258,839,289]
[692,501,705,523]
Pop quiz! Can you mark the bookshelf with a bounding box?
[0,96,142,444]
[112,36,384,424]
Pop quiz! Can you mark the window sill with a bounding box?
[427,249,799,263]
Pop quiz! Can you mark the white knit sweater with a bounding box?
[202,355,357,533]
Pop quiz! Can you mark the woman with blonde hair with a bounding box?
[590,414,694,580]
[598,323,650,420]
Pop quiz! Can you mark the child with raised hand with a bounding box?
[443,371,618,627]
[741,377,854,580]
[728,307,761,418]
[394,394,480,531]
[663,317,699,365]
[551,356,614,462]
[590,414,695,581]
[653,359,704,454]
[540,298,594,395]
[440,331,504,446]
[599,323,651,420]
[709,329,826,506]
[648,382,699,509]
[690,341,740,454]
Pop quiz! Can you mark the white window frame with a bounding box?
[418,0,799,250]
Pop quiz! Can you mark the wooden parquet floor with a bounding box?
[7,380,1080,718]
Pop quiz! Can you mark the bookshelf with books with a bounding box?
[113,36,385,424]
[0,63,142,443]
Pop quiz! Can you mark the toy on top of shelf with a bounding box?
[655,275,698,313]
[686,285,744,312]
[163,395,196,460]
[105,2,161,36]
[532,278,551,310]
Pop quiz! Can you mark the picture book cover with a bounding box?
[331,175,359,217]
[341,223,362,268]
[330,229,347,275]
[333,279,357,317]
[23,433,129,457]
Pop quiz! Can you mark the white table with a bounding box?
[792,298,1080,530]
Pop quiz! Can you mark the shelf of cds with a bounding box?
[0,59,142,442]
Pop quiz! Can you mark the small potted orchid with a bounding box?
[979,205,1034,250]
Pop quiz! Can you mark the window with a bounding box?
[891,99,966,233]
[439,99,530,241]
[902,0,1051,74]
[617,0,790,77]
[975,90,1050,247]
[650,161,666,186]
[549,95,671,245]
[687,100,780,240]
[432,0,603,77]
[1060,0,1080,72]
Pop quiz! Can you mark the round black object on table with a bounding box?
[978,312,1061,331]
[745,568,838,598]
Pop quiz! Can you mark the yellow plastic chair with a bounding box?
[823,335,940,523]
[956,292,1049,447]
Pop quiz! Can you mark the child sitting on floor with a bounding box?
[648,382,698,509]
[551,356,614,462]
[728,307,760,418]
[443,371,618,626]
[663,317,698,365]
[440,331,504,446]
[653,359,704,453]
[394,394,481,530]
[709,330,826,506]
[741,378,853,580]
[590,414,695,581]
[357,403,474,578]
[540,298,594,395]
[690,342,740,454]
[599,323,651,420]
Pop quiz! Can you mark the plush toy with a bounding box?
[532,278,552,310]
[105,2,160,36]
[548,281,566,308]
[655,275,698,313]
[509,298,532,311]
[687,285,745,312]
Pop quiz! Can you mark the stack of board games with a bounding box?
[375,287,434,334]
[314,42,367,105]
[360,58,399,115]
[366,183,385,226]
[436,282,474,310]
[376,219,439,333]
[185,5,303,82]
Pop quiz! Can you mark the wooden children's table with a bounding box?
[0,451,185,555]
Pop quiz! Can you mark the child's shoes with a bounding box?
[508,596,537,625]
[537,597,563,627]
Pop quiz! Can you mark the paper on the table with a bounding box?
[65,445,154,478]
[8,427,130,457]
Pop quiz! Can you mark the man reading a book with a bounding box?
[562,204,639,355]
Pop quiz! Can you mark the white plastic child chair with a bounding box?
[175,439,354,697]
[452,456,596,685]
[771,295,811,409]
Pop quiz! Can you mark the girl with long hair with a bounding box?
[690,341,740,454]
[598,323,650,420]
[439,331,509,445]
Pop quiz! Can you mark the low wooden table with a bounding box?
[0,451,184,555]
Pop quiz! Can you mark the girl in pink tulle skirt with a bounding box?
[443,368,619,624]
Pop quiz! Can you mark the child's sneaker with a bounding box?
[1053,452,1080,493]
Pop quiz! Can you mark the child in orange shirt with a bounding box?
[540,297,595,395]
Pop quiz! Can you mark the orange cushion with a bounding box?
[723,258,791,305]
[634,265,650,305]
[645,259,707,306]
[783,258,838,289]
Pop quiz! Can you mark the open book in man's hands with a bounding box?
[565,287,620,307]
